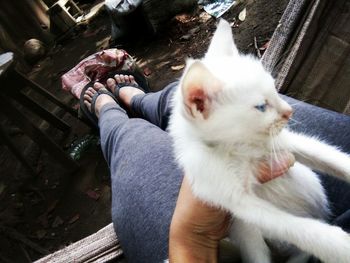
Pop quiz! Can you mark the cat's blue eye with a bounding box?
[255,103,267,112]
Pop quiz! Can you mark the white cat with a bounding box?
[169,19,350,263]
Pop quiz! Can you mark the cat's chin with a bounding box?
[269,123,287,135]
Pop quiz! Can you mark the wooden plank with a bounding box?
[14,92,71,132]
[0,95,79,172]
[16,70,79,118]
[0,124,36,176]
[35,223,122,263]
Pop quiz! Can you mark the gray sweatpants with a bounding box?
[98,81,350,263]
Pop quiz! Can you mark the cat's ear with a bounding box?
[181,60,222,119]
[206,19,238,58]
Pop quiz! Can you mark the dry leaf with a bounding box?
[259,41,270,51]
[68,214,80,224]
[0,183,5,195]
[238,8,247,22]
[171,65,185,71]
[143,67,152,76]
[180,34,191,41]
[52,216,64,228]
[36,229,47,239]
[86,189,100,201]
[47,200,59,214]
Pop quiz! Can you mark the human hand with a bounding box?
[169,176,229,263]
[169,153,295,263]
[257,152,295,183]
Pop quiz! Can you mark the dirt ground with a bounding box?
[0,0,289,262]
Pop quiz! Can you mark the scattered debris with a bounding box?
[175,13,194,23]
[36,159,43,174]
[47,199,59,214]
[199,11,212,22]
[86,189,100,201]
[52,216,64,228]
[180,26,200,41]
[0,183,5,196]
[83,29,100,38]
[19,244,32,262]
[69,135,99,161]
[37,213,49,228]
[254,36,262,58]
[143,67,152,76]
[35,229,47,240]
[259,40,270,51]
[180,34,191,41]
[68,214,80,225]
[238,8,247,22]
[230,18,239,28]
[7,127,23,136]
[171,65,185,71]
[202,0,237,18]
[0,225,49,255]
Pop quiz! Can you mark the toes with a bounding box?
[84,100,92,112]
[83,87,95,103]
[114,74,122,84]
[124,75,131,83]
[107,78,117,92]
[129,75,136,84]
[119,74,126,83]
[94,82,105,90]
[114,74,138,86]
[83,94,92,103]
[86,87,95,96]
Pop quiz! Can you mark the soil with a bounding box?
[0,0,289,262]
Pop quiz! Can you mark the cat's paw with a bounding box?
[336,158,350,183]
[316,226,350,263]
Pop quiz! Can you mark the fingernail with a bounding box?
[287,152,295,167]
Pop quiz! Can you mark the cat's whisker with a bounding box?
[269,128,285,181]
[288,118,302,125]
[286,122,299,128]
[269,130,275,179]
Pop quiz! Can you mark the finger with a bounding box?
[258,153,295,183]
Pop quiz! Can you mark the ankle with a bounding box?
[119,87,145,108]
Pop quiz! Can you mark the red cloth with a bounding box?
[61,49,135,99]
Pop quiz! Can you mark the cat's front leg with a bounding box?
[230,219,271,263]
[280,129,350,181]
[227,194,350,263]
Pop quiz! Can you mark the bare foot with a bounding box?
[106,74,145,108]
[83,82,116,118]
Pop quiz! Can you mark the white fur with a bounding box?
[169,20,350,263]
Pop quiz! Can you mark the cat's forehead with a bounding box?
[203,56,275,93]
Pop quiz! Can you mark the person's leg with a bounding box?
[106,74,178,130]
[130,81,179,130]
[84,83,183,263]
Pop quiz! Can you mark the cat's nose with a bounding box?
[281,108,293,120]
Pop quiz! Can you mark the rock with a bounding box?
[23,39,46,64]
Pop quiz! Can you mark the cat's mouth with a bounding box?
[269,120,288,134]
